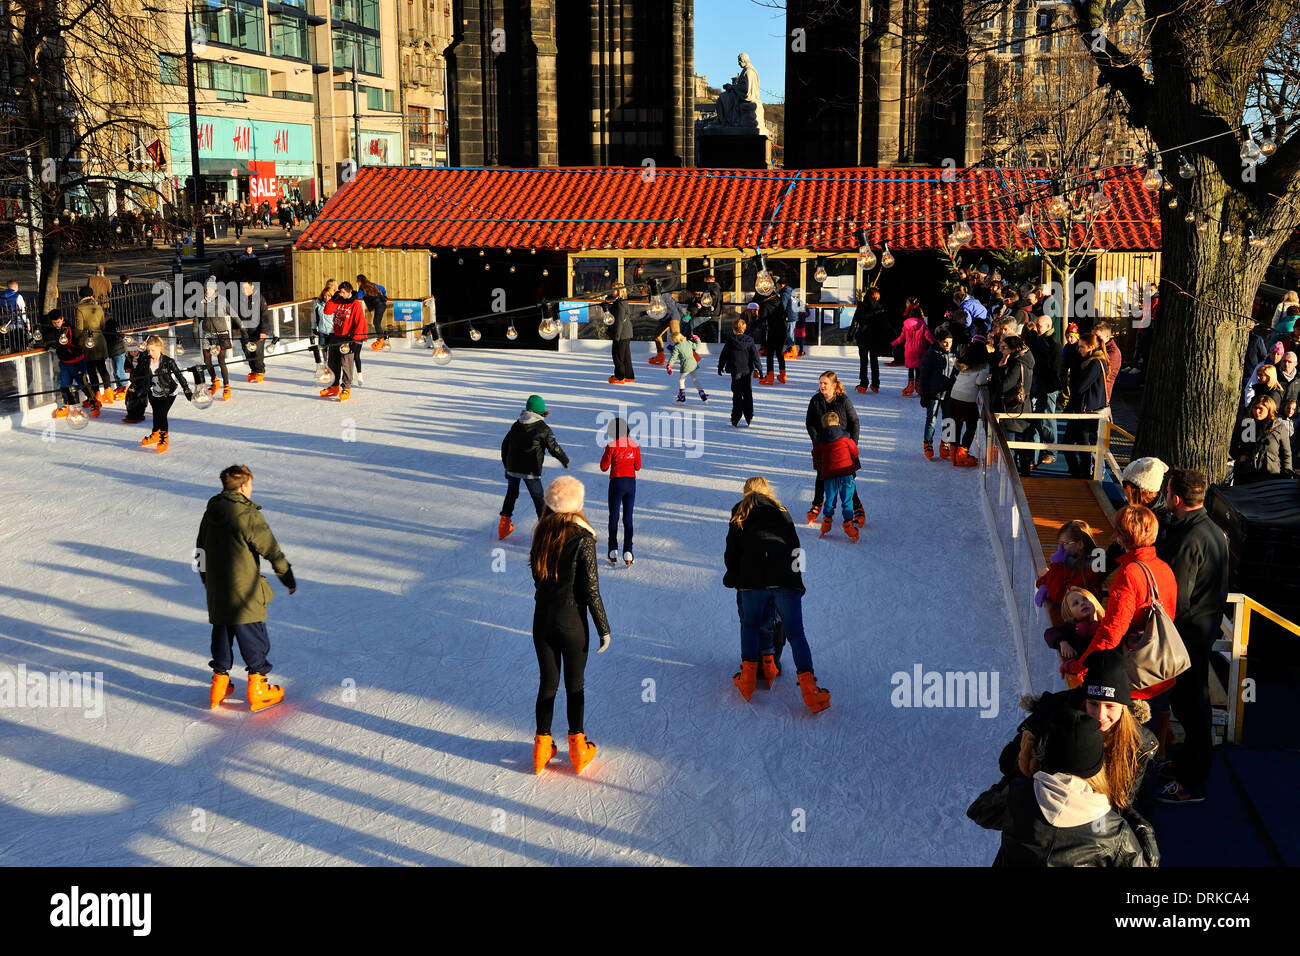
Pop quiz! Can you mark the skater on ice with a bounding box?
[810,412,861,542]
[599,416,640,566]
[195,465,297,712]
[803,371,864,526]
[528,475,610,775]
[130,335,194,453]
[723,477,830,711]
[499,394,570,540]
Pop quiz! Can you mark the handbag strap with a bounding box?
[1132,561,1162,610]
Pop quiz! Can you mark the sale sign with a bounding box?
[249,161,277,202]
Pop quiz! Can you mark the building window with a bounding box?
[408,106,431,146]
[198,61,269,97]
[332,0,379,30]
[196,0,265,55]
[333,28,381,75]
[269,11,312,61]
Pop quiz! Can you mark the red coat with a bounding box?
[1079,546,1178,699]
[811,428,860,478]
[1035,558,1103,604]
[891,316,935,369]
[600,438,641,478]
[325,296,368,341]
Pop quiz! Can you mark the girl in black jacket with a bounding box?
[1232,396,1293,483]
[529,476,610,776]
[131,335,194,453]
[804,372,864,526]
[1063,334,1109,478]
[723,477,831,713]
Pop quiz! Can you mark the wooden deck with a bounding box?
[1021,477,1117,571]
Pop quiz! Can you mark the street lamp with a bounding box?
[333,50,363,176]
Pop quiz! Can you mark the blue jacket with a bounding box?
[919,344,958,403]
[959,295,989,330]
[312,298,332,338]
[780,286,799,325]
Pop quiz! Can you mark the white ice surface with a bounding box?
[0,345,1024,865]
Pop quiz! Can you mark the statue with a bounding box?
[713,53,765,131]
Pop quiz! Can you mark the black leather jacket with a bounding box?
[531,523,610,638]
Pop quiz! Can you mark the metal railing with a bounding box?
[1217,594,1300,745]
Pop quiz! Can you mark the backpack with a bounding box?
[1122,563,1191,690]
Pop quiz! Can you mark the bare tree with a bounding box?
[1068,0,1300,480]
[2,1,174,313]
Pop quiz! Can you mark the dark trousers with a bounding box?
[85,358,110,391]
[948,397,979,448]
[1170,622,1217,792]
[210,620,271,674]
[243,337,266,374]
[765,333,787,375]
[351,340,363,372]
[203,341,230,383]
[811,473,863,512]
[533,608,588,735]
[1064,420,1098,477]
[857,343,879,388]
[149,394,176,433]
[502,475,544,518]
[736,592,785,665]
[58,361,92,404]
[730,375,754,425]
[612,339,634,380]
[608,476,635,554]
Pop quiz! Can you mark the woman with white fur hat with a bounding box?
[529,475,611,776]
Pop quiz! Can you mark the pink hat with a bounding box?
[543,475,585,514]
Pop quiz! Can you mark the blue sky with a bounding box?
[695,0,787,101]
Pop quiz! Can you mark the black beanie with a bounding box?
[1041,708,1105,779]
[1082,650,1133,707]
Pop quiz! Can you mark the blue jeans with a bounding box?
[823,474,856,522]
[740,589,814,672]
[923,399,942,443]
[785,320,796,349]
[110,353,127,388]
[608,476,635,554]
[502,475,544,518]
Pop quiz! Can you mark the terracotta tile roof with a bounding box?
[296,165,1161,253]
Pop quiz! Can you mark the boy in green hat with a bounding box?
[499,394,570,539]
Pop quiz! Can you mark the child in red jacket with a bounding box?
[600,416,641,566]
[811,411,861,541]
[1034,519,1102,626]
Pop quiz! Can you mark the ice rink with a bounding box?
[0,343,1024,865]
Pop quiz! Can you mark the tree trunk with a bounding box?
[1132,171,1276,483]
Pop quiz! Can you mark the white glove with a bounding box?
[597,633,611,653]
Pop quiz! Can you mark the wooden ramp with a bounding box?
[1021,477,1117,571]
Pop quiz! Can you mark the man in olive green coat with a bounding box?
[196,464,296,710]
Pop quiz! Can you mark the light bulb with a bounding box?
[538,317,560,340]
[1089,189,1111,213]
[505,325,518,341]
[880,243,895,268]
[649,298,667,317]
[59,332,69,345]
[479,250,485,256]
[1167,195,1178,209]
[1184,211,1195,224]
[1049,194,1068,218]
[1221,228,1234,244]
[1240,138,1260,163]
[176,343,185,356]
[242,342,252,353]
[484,263,490,271]
[469,326,482,342]
[1141,167,1162,192]
[755,270,775,295]
[314,366,333,384]
[1015,211,1032,233]
[509,266,515,273]
[1162,179,1173,192]
[1260,135,1278,158]
[813,264,827,282]
[432,339,452,365]
[1178,156,1195,179]
[192,390,213,410]
[1196,218,1208,233]
[67,405,89,429]
[700,293,713,308]
[542,269,549,277]
[858,245,877,269]
[603,311,614,326]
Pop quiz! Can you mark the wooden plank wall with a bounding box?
[291,249,431,302]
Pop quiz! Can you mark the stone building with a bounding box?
[445,0,695,168]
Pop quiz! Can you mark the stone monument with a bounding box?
[696,53,772,169]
